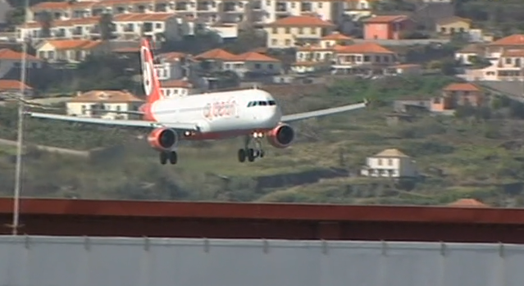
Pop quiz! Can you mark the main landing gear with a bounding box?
[237,134,265,163]
[159,151,178,165]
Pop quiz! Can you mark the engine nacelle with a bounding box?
[266,123,295,148]
[147,128,178,151]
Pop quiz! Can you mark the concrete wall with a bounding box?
[0,236,523,286]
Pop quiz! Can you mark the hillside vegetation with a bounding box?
[2,75,524,206]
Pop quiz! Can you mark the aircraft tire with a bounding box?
[247,148,256,162]
[238,149,246,163]
[259,150,265,158]
[169,151,178,165]
[160,152,168,165]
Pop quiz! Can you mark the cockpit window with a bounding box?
[247,100,276,107]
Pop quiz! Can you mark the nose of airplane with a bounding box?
[259,106,281,126]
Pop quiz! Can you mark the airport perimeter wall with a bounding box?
[0,236,523,286]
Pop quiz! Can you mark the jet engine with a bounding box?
[147,128,178,151]
[266,123,295,148]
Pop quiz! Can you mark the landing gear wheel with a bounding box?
[159,152,168,165]
[169,151,178,165]
[238,149,246,163]
[259,150,265,158]
[247,148,256,162]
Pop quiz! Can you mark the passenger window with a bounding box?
[247,101,253,107]
[268,100,276,106]
[259,101,267,106]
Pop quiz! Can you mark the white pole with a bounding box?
[12,0,29,236]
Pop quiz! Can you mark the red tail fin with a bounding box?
[140,38,163,104]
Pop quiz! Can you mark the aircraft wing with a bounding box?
[27,112,200,131]
[281,100,368,123]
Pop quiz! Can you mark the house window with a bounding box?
[388,159,392,166]
[440,27,446,33]
[285,39,291,46]
[378,159,382,165]
[255,63,261,69]
[318,2,322,7]
[271,39,277,45]
[506,58,512,64]
[268,64,273,69]
[285,27,290,34]
[363,56,370,62]
[272,27,277,33]
[156,23,161,29]
[298,27,303,34]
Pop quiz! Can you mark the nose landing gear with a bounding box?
[237,134,265,163]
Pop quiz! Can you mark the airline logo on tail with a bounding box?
[140,38,163,104]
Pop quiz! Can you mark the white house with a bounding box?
[160,79,197,98]
[154,51,191,81]
[194,48,282,78]
[37,39,103,63]
[67,90,144,120]
[360,148,418,178]
[113,13,186,42]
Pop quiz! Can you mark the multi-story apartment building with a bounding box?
[26,0,346,28]
[17,13,190,42]
[265,15,335,49]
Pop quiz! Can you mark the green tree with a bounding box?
[222,28,266,54]
[37,10,53,38]
[99,13,116,40]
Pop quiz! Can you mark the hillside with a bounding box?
[1,75,524,206]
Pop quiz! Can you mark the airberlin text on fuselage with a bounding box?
[203,98,237,120]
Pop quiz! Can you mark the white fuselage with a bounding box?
[151,89,282,133]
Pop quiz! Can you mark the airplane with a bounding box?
[26,38,368,165]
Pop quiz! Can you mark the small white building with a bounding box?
[360,148,418,178]
[67,90,144,120]
[160,79,197,98]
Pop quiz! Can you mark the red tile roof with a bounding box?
[0,80,33,91]
[0,49,41,61]
[113,13,175,22]
[46,40,102,50]
[157,51,189,61]
[267,15,334,27]
[321,32,352,41]
[195,48,236,60]
[231,51,280,62]
[69,90,143,103]
[489,34,524,46]
[363,15,409,24]
[334,43,394,54]
[442,83,480,92]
